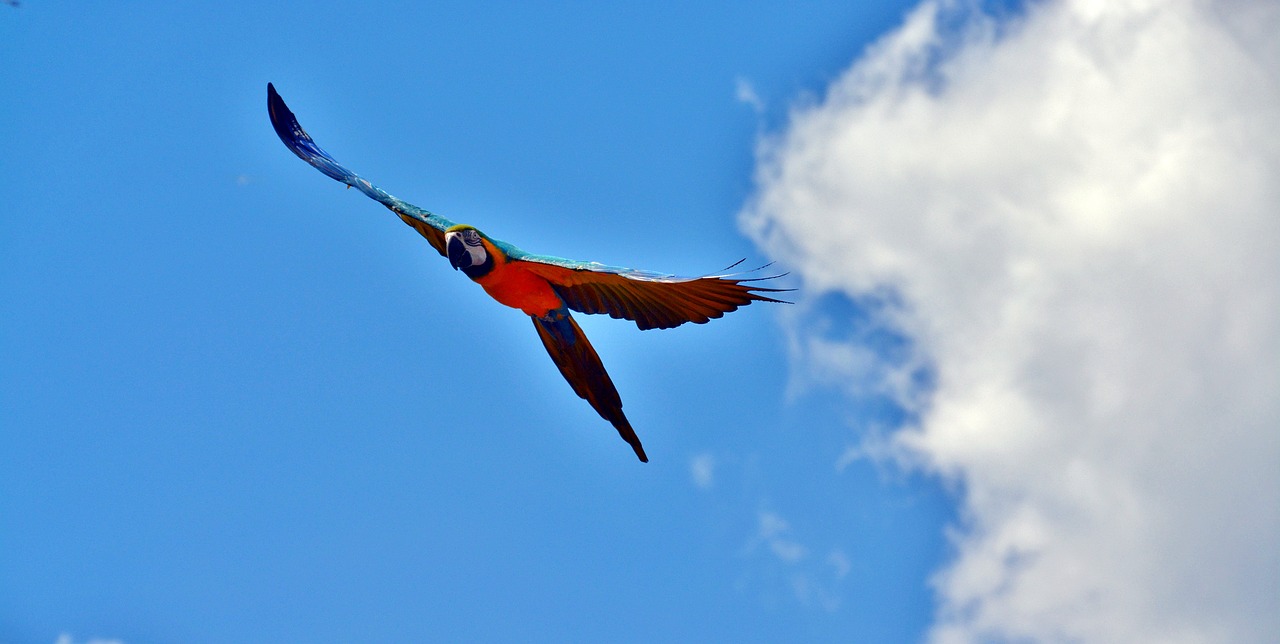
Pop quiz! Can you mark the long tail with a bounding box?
[532,309,648,462]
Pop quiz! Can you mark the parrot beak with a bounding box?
[446,232,470,271]
[446,229,491,278]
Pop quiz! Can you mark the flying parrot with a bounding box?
[267,83,787,462]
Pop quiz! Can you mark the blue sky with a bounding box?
[1,2,954,642]
[9,2,1277,642]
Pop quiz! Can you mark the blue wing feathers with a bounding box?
[267,83,352,184]
[267,83,455,235]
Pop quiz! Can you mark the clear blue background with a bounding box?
[1,2,950,641]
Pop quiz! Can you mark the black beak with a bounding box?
[447,234,469,271]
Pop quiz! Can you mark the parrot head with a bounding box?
[445,226,494,279]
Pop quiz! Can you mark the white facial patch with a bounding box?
[459,230,487,266]
[447,229,489,269]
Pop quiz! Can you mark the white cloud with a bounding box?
[55,634,124,644]
[690,453,716,489]
[757,510,808,563]
[741,510,846,612]
[742,0,1280,642]
[826,548,851,580]
[735,77,766,115]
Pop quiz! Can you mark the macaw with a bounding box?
[267,83,787,462]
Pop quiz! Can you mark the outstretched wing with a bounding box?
[532,308,647,462]
[508,250,791,331]
[267,83,456,256]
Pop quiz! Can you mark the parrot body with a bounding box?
[469,244,563,317]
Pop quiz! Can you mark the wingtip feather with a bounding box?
[266,83,352,184]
